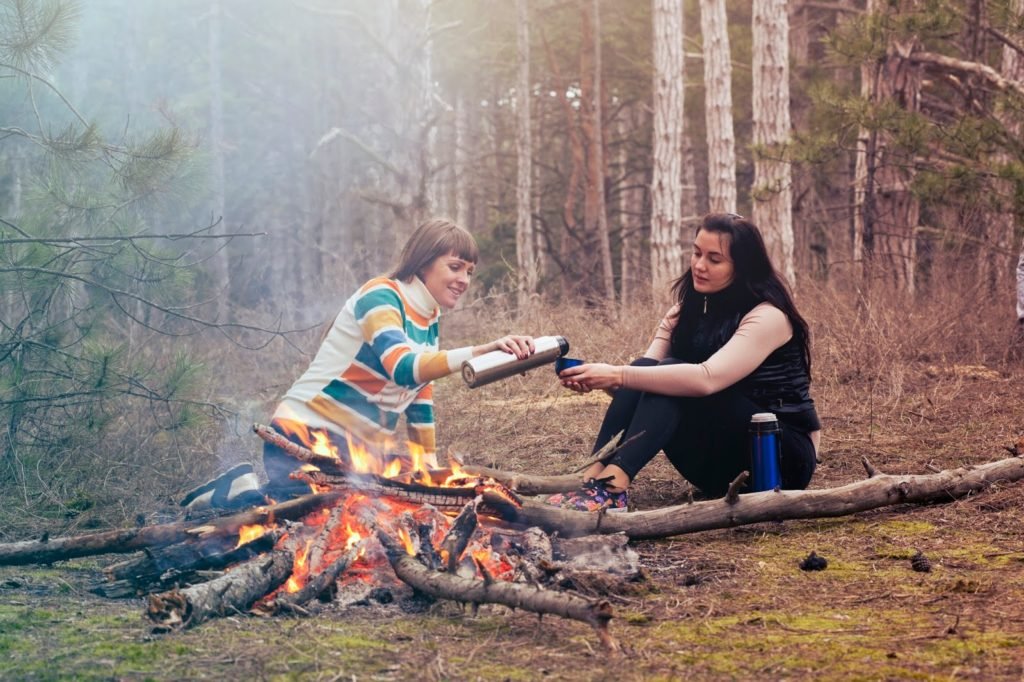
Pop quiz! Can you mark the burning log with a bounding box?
[253,422,349,474]
[257,542,364,615]
[293,470,522,520]
[146,548,295,632]
[93,529,283,599]
[510,453,1024,539]
[376,531,619,652]
[0,491,345,566]
[438,497,480,573]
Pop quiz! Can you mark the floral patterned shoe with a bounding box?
[546,478,629,513]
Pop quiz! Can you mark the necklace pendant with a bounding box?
[703,296,708,314]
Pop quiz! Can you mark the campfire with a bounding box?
[1,429,1021,655]
[134,422,623,649]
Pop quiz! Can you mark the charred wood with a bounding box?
[377,531,618,652]
[0,491,346,566]
[257,542,363,615]
[293,470,521,520]
[439,497,480,572]
[252,422,349,475]
[146,548,295,632]
[92,530,282,599]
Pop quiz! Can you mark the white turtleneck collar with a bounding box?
[398,275,441,319]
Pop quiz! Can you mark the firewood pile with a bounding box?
[0,426,1021,654]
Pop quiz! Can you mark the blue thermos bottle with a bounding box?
[749,412,782,492]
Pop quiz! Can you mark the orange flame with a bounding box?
[397,527,416,556]
[382,457,402,479]
[236,524,268,548]
[284,539,313,593]
[344,523,363,551]
[345,433,381,475]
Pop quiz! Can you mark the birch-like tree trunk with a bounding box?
[853,0,921,293]
[752,0,795,284]
[650,0,687,306]
[700,0,737,214]
[515,0,538,307]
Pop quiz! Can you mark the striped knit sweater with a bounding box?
[273,276,473,459]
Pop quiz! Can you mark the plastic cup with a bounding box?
[555,357,584,375]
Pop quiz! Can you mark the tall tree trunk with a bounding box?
[541,27,585,299]
[853,0,921,294]
[208,0,231,322]
[752,0,796,284]
[1006,0,1024,329]
[700,0,737,214]
[515,0,538,308]
[580,0,614,303]
[617,104,647,308]
[650,0,687,307]
[995,0,1019,305]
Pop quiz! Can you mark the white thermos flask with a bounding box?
[461,336,569,388]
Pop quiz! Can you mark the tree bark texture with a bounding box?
[579,0,615,303]
[1000,0,1024,309]
[507,454,1024,540]
[0,491,346,566]
[854,0,922,293]
[147,548,294,632]
[700,0,737,214]
[515,0,538,308]
[378,531,618,651]
[616,103,647,309]
[650,0,687,307]
[752,0,796,284]
[93,530,283,599]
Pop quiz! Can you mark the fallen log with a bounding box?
[0,491,346,566]
[509,454,1024,539]
[92,530,283,599]
[147,548,295,632]
[377,531,618,652]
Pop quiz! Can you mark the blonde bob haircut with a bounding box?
[390,218,479,282]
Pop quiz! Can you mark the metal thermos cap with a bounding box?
[750,412,778,423]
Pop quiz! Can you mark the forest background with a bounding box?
[3,0,1024,678]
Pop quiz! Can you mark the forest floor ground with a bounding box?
[2,298,1024,681]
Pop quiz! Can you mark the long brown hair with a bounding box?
[390,218,479,281]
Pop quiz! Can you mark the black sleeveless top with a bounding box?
[670,287,821,433]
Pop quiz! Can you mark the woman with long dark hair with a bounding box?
[549,213,820,512]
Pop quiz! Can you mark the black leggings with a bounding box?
[595,358,817,497]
